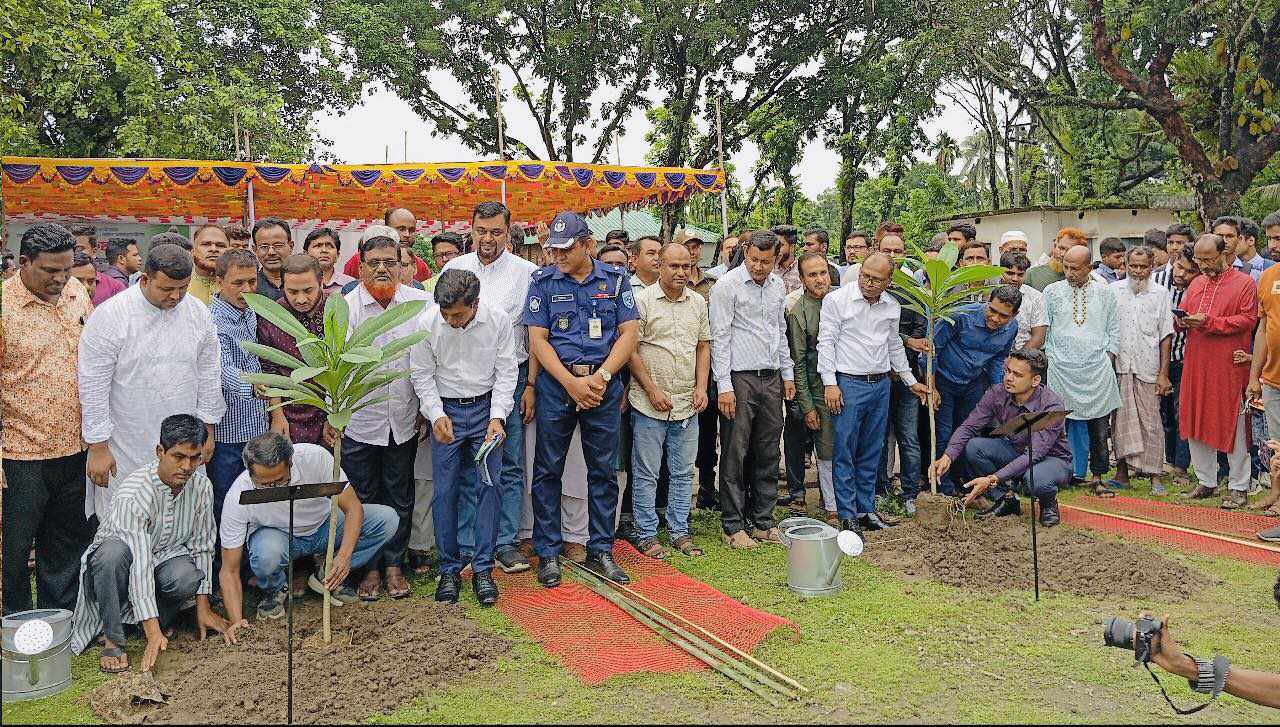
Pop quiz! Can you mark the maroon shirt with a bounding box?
[256,292,329,444]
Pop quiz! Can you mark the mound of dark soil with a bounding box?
[863,514,1215,600]
[87,597,510,724]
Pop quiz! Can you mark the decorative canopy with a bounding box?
[0,157,725,224]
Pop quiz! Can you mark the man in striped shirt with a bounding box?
[1154,244,1200,488]
[70,415,229,673]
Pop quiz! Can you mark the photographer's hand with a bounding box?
[1144,614,1196,679]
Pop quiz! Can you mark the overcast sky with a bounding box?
[314,78,977,199]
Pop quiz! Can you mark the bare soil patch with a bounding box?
[863,514,1215,600]
[87,597,510,724]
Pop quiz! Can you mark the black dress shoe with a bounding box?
[857,513,895,531]
[1038,499,1060,528]
[434,572,461,603]
[473,571,499,606]
[839,518,864,537]
[977,496,1022,519]
[584,551,630,584]
[537,557,562,588]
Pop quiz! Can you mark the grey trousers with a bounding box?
[84,538,203,648]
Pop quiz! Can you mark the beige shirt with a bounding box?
[628,283,710,422]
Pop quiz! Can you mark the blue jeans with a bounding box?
[208,441,248,526]
[246,504,398,595]
[631,411,698,541]
[457,361,527,555]
[935,376,987,493]
[878,378,921,500]
[531,375,623,557]
[957,437,1069,503]
[832,375,890,519]
[431,396,503,575]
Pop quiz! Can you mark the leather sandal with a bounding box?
[357,571,382,601]
[671,536,703,557]
[99,645,129,673]
[636,537,669,560]
[385,568,412,599]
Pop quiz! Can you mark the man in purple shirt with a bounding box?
[929,348,1071,527]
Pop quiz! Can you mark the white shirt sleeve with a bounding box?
[888,331,918,388]
[708,277,734,392]
[78,305,122,444]
[490,313,518,422]
[776,289,795,382]
[194,312,227,426]
[816,292,840,387]
[409,330,446,424]
[218,480,252,551]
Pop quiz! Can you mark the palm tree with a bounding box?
[932,132,961,173]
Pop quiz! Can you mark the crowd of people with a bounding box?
[2,202,1279,675]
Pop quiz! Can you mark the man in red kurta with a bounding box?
[1178,234,1259,507]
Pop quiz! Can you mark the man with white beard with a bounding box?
[1110,246,1174,491]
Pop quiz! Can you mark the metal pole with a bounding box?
[616,133,624,232]
[493,68,507,205]
[1027,433,1039,602]
[404,130,408,162]
[245,130,256,227]
[715,96,729,240]
[287,498,294,725]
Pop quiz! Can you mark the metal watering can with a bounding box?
[2,608,74,702]
[778,518,864,598]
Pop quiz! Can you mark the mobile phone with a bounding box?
[1172,309,1188,318]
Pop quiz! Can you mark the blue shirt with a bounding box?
[1233,254,1275,283]
[933,302,1018,388]
[210,295,270,443]
[523,260,638,366]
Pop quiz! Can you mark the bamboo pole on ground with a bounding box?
[1062,504,1280,554]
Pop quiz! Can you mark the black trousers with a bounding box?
[781,401,813,504]
[718,372,783,534]
[341,433,417,571]
[1084,416,1112,477]
[2,452,93,615]
[696,381,720,507]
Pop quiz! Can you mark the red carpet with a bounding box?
[493,542,798,685]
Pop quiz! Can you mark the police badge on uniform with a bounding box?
[621,289,635,309]
[557,315,570,330]
[529,296,541,312]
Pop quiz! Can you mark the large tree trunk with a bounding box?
[1195,184,1238,227]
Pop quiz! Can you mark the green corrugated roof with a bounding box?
[585,210,721,244]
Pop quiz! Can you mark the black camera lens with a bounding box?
[1104,617,1135,650]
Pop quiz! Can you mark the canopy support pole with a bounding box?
[715,96,729,240]
[494,69,507,205]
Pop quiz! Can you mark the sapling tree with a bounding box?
[238,291,428,642]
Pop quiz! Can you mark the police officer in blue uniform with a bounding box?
[523,211,639,587]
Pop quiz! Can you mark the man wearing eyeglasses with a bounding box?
[251,218,293,301]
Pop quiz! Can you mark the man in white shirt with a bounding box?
[629,235,661,289]
[709,231,797,548]
[341,228,432,600]
[80,243,225,519]
[440,202,538,575]
[217,433,397,620]
[1110,246,1174,490]
[998,230,1030,260]
[410,270,517,606]
[1000,252,1048,350]
[818,253,929,533]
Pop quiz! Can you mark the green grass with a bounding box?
[6,499,1279,725]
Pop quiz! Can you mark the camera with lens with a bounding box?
[1104,615,1162,663]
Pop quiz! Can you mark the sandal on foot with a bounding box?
[637,537,669,560]
[671,536,703,557]
[1092,483,1117,498]
[385,570,412,599]
[357,571,382,601]
[99,645,129,674]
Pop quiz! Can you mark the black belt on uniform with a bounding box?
[734,369,779,378]
[569,363,602,376]
[442,392,492,406]
[838,371,890,382]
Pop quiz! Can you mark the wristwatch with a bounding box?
[599,368,612,383]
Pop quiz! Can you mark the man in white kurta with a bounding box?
[1110,247,1174,488]
[78,244,225,518]
[1043,246,1120,491]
